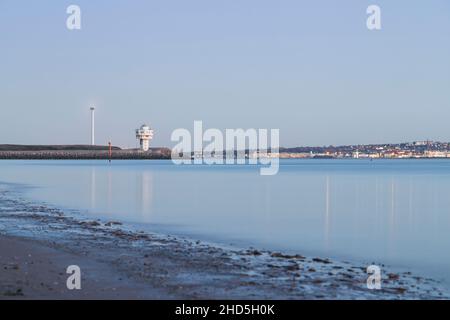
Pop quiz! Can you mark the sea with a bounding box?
[1,159,450,285]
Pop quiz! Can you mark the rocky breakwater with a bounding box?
[0,145,171,160]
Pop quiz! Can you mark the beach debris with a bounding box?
[3,288,23,296]
[395,287,407,294]
[3,263,20,270]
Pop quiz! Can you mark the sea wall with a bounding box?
[0,148,171,160]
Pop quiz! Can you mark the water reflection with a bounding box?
[388,179,395,258]
[90,167,96,209]
[2,159,450,283]
[107,169,112,211]
[324,175,330,250]
[87,165,154,223]
[139,170,153,222]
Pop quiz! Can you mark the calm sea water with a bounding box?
[1,159,450,282]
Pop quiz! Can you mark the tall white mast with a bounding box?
[90,106,95,145]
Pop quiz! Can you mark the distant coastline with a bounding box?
[2,141,450,160]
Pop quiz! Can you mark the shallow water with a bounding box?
[1,159,450,283]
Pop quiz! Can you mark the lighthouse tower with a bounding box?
[135,124,154,151]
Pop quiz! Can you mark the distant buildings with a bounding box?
[277,141,450,159]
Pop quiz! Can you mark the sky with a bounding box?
[0,0,449,148]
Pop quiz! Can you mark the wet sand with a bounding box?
[0,185,449,299]
[0,235,168,299]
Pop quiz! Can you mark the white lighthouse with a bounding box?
[135,124,154,151]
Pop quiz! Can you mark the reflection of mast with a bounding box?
[90,167,96,209]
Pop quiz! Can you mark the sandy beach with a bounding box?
[0,183,449,300]
[0,235,168,299]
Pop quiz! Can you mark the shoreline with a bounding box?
[0,184,449,299]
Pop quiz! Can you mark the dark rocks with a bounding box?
[80,221,101,227]
[105,221,123,227]
[284,264,300,271]
[312,258,332,264]
[388,273,400,280]
[270,252,305,260]
[247,250,262,256]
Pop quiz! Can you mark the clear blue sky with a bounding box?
[1,0,449,148]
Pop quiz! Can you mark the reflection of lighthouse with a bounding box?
[139,171,153,222]
[135,124,154,151]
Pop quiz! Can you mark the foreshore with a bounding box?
[0,184,448,299]
[0,235,166,299]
